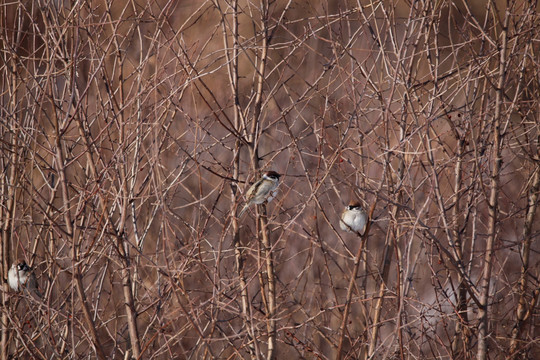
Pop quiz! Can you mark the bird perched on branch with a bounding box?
[340,201,368,235]
[8,260,41,298]
[238,171,281,217]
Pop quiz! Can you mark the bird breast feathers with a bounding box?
[341,208,367,233]
[9,268,29,291]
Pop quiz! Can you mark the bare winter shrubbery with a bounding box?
[0,0,538,359]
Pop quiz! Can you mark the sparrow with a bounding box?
[8,260,40,297]
[340,201,368,235]
[238,171,281,216]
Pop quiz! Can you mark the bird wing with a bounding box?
[245,178,262,201]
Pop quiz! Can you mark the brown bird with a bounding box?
[8,260,41,297]
[340,201,368,235]
[239,171,281,216]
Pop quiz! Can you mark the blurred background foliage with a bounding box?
[0,0,539,359]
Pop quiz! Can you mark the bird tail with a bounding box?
[30,287,43,299]
[238,204,249,217]
[22,285,42,300]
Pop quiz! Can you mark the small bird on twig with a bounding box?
[340,201,368,235]
[8,260,41,298]
[238,171,281,217]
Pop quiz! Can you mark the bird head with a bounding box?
[17,261,31,272]
[263,171,281,181]
[347,201,362,211]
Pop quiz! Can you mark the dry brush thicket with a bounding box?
[0,0,539,359]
